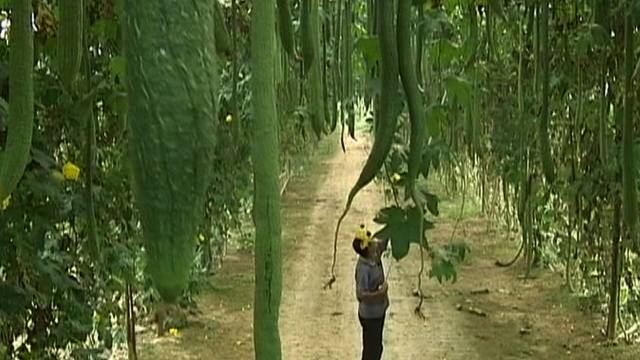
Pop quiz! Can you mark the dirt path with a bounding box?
[280,134,489,359]
[279,136,477,360]
[129,134,639,360]
[279,136,364,359]
[278,134,639,360]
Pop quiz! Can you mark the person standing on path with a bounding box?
[353,225,389,360]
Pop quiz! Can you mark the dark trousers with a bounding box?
[358,315,385,360]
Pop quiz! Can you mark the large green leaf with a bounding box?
[431,252,457,283]
[426,103,444,139]
[575,23,611,55]
[355,36,380,70]
[430,242,469,283]
[373,206,433,261]
[93,19,120,42]
[419,8,453,38]
[109,56,126,80]
[421,189,440,217]
[421,139,447,178]
[0,283,30,316]
[430,39,460,67]
[443,74,472,105]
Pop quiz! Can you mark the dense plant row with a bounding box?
[419,0,640,342]
[0,0,311,358]
[0,0,639,359]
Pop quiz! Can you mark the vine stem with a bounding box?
[324,202,350,290]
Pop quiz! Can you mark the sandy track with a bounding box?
[280,137,460,359]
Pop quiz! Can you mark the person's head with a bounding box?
[352,226,383,260]
[352,237,368,257]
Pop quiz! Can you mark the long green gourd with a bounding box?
[57,0,83,92]
[213,0,232,58]
[344,0,354,139]
[301,0,314,75]
[397,0,425,194]
[330,5,339,133]
[322,0,331,130]
[334,0,344,142]
[463,2,478,70]
[415,4,425,88]
[622,5,637,250]
[539,0,555,184]
[397,0,427,313]
[276,0,295,59]
[123,0,217,302]
[465,3,479,159]
[0,0,34,203]
[327,0,399,288]
[251,0,283,356]
[598,61,608,165]
[308,0,326,138]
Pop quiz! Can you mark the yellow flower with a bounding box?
[225,114,233,123]
[63,162,81,181]
[1,195,11,210]
[391,173,402,183]
[355,224,372,249]
[169,328,181,337]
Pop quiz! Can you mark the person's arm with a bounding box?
[356,268,387,303]
[358,282,388,303]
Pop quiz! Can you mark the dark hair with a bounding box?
[352,238,368,257]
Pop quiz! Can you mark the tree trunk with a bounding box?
[250,1,283,358]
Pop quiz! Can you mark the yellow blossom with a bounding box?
[225,114,233,123]
[355,224,372,249]
[169,328,181,337]
[391,173,401,183]
[63,162,81,181]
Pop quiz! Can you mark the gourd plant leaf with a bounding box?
[421,188,440,217]
[426,103,445,139]
[373,206,433,261]
[430,242,470,283]
[355,35,380,71]
[444,74,472,105]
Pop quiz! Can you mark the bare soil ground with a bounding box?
[129,135,639,359]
